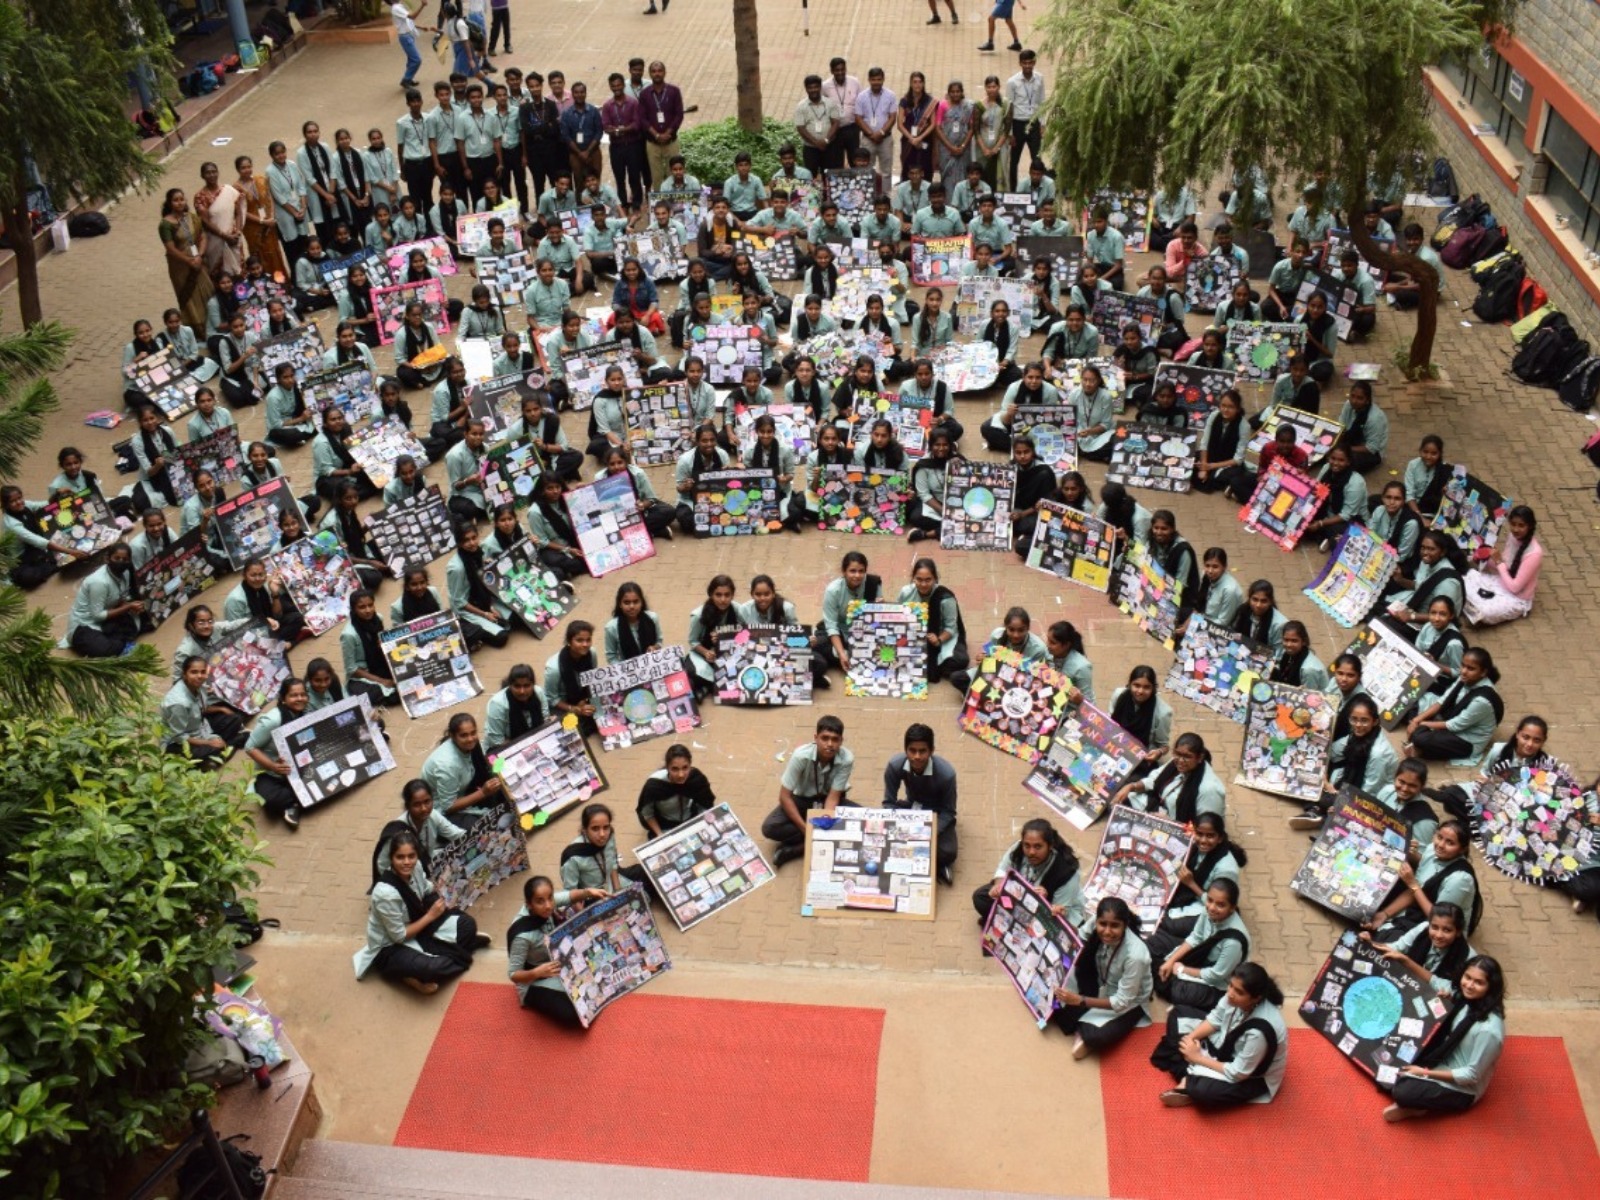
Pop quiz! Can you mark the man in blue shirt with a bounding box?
[560,82,604,194]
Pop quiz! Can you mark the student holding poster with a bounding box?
[1289,696,1399,832]
[1151,962,1290,1108]
[1157,812,1247,940]
[1381,956,1507,1121]
[1050,896,1152,1060]
[1111,732,1225,824]
[762,715,854,867]
[355,831,489,996]
[421,712,505,829]
[507,875,607,1026]
[974,817,1083,930]
[883,724,960,885]
[896,558,969,688]
[1361,902,1474,998]
[559,802,652,900]
[244,676,312,829]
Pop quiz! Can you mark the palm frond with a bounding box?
[0,376,59,480]
[0,602,164,720]
[0,319,72,383]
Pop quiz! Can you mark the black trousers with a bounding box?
[488,7,511,52]
[465,156,498,208]
[402,157,435,209]
[255,773,300,817]
[502,142,528,215]
[349,677,399,707]
[1049,1003,1145,1051]
[267,426,313,449]
[70,613,139,659]
[609,139,649,212]
[1389,1075,1476,1113]
[802,144,829,178]
[1009,118,1042,180]
[10,549,56,590]
[522,983,583,1025]
[1411,727,1474,761]
[218,372,261,407]
[761,795,829,852]
[372,913,478,985]
[525,142,566,201]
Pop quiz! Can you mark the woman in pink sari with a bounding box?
[195,161,245,278]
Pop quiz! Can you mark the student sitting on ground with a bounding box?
[506,874,607,1025]
[762,714,854,867]
[974,816,1084,931]
[883,722,960,884]
[1151,961,1289,1109]
[355,830,489,995]
[636,744,717,837]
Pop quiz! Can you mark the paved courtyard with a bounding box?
[8,3,1600,1193]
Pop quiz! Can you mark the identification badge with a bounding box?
[577,133,586,146]
[656,112,665,125]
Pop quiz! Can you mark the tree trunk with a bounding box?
[7,178,43,329]
[1347,216,1438,376]
[733,0,763,134]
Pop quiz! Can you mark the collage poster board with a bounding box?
[958,646,1074,766]
[136,528,218,628]
[1292,269,1361,342]
[580,646,701,752]
[1015,234,1084,286]
[940,459,1016,551]
[481,437,544,512]
[373,278,451,345]
[1238,681,1335,803]
[617,229,687,282]
[712,625,813,706]
[692,468,781,536]
[1050,356,1126,403]
[688,325,764,387]
[982,869,1086,1028]
[1475,758,1597,884]
[1344,619,1441,729]
[625,383,695,466]
[803,807,937,920]
[216,476,298,569]
[1105,423,1197,493]
[271,693,396,809]
[815,465,910,535]
[166,426,244,504]
[634,803,774,932]
[491,718,608,827]
[466,371,547,445]
[1304,525,1399,628]
[345,420,431,492]
[363,484,457,576]
[1300,930,1448,1083]
[381,611,483,719]
[549,888,672,1029]
[1091,291,1160,348]
[1153,362,1233,432]
[254,323,326,384]
[36,492,119,566]
[566,471,655,577]
[1244,404,1344,469]
[124,345,204,421]
[909,234,969,285]
[796,329,896,388]
[845,390,932,458]
[1184,254,1242,312]
[1431,467,1512,559]
[828,267,896,324]
[1165,617,1273,725]
[1290,786,1410,921]
[927,341,1000,393]
[476,250,540,307]
[1082,805,1193,929]
[1116,543,1184,649]
[456,206,522,257]
[204,620,290,716]
[1023,502,1115,592]
[430,801,530,911]
[266,533,359,637]
[1084,187,1151,251]
[954,276,1035,335]
[1226,321,1307,382]
[1022,700,1147,831]
[482,539,579,637]
[735,402,814,463]
[303,361,381,427]
[843,601,929,700]
[1239,460,1329,551]
[384,236,457,279]
[1012,404,1077,474]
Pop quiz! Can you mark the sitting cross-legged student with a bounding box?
[1380,956,1506,1121]
[973,817,1084,931]
[506,874,606,1025]
[355,830,489,995]
[1150,962,1290,1109]
[761,714,854,867]
[1149,878,1251,1012]
[1050,896,1154,1060]
[636,744,717,837]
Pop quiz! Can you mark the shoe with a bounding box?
[1160,1089,1194,1108]
[1288,807,1326,831]
[644,3,657,10]
[400,79,416,89]
[927,14,942,21]
[773,843,803,868]
[908,528,932,543]
[1007,41,1023,51]
[977,41,994,51]
[938,864,954,886]
[659,526,673,540]
[952,11,959,21]
[812,674,832,690]
[283,805,301,831]
[1318,537,1332,552]
[473,932,492,950]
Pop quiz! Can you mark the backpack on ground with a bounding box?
[1468,247,1520,281]
[1471,258,1526,323]
[1511,316,1589,387]
[177,1133,269,1200]
[68,211,110,238]
[1511,303,1560,343]
[1428,157,1458,201]
[1432,194,1488,247]
[1582,425,1600,465]
[1470,224,1509,264]
[1559,356,1600,414]
[1440,225,1489,269]
[1514,277,1548,321]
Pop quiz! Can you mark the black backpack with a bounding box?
[1428,157,1458,200]
[177,1134,269,1200]
[1470,258,1526,323]
[68,211,110,238]
[1558,356,1600,413]
[1511,316,1589,387]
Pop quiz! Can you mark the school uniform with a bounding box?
[1412,676,1501,764]
[1327,728,1401,796]
[1155,995,1289,1107]
[974,843,1085,931]
[1269,647,1331,691]
[672,445,733,536]
[66,563,139,658]
[1312,463,1367,541]
[759,742,856,854]
[602,612,662,664]
[1338,399,1390,472]
[1376,845,1480,939]
[1388,1004,1503,1113]
[483,685,546,755]
[224,579,308,643]
[1149,909,1251,1010]
[882,752,960,872]
[446,550,513,644]
[1130,760,1227,824]
[635,767,717,836]
[338,619,399,707]
[4,504,59,590]
[263,385,316,449]
[1234,605,1288,653]
[1136,285,1189,352]
[1049,932,1152,1050]
[160,678,241,762]
[686,603,741,691]
[1159,842,1241,940]
[443,439,489,523]
[421,737,496,828]
[1084,227,1126,280]
[896,582,969,684]
[1046,650,1095,705]
[1072,385,1118,460]
[266,160,312,264]
[988,628,1048,665]
[1042,321,1100,363]
[525,499,588,580]
[505,903,581,1024]
[1403,456,1451,519]
[1387,558,1464,623]
[541,645,599,734]
[540,329,594,409]
[354,863,479,985]
[1368,505,1422,569]
[1388,922,1476,996]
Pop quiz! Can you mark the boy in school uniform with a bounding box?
[1085,206,1126,289]
[883,723,960,885]
[762,715,854,867]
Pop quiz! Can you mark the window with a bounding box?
[1440,45,1531,163]
[1541,108,1600,251]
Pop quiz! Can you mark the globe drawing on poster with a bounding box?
[580,647,701,752]
[1164,617,1272,724]
[940,460,1016,552]
[1238,681,1334,803]
[1226,322,1307,382]
[910,235,969,285]
[1184,254,1242,312]
[1300,930,1448,1083]
[1012,404,1077,473]
[713,625,813,706]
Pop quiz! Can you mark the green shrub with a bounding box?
[0,717,267,1198]
[678,117,795,186]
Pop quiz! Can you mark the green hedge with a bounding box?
[678,117,795,186]
[0,718,266,1197]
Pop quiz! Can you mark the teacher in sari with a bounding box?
[159,189,215,335]
[234,154,289,281]
[195,161,245,278]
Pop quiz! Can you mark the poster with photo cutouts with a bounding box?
[1244,403,1344,468]
[560,342,645,411]
[1474,758,1597,885]
[692,468,781,537]
[1226,321,1307,382]
[482,539,578,637]
[1301,930,1447,1084]
[625,383,694,466]
[1049,356,1126,403]
[636,803,774,932]
[803,807,936,919]
[384,236,457,279]
[492,719,608,827]
[271,693,396,809]
[983,869,1086,1027]
[476,250,540,307]
[363,484,455,576]
[910,234,969,285]
[1292,269,1361,341]
[1106,423,1197,493]
[1240,459,1329,550]
[267,533,359,637]
[1082,804,1192,929]
[927,341,1000,393]
[940,460,1016,552]
[1291,786,1410,921]
[993,192,1038,228]
[581,648,700,752]
[1084,188,1151,252]
[845,390,932,457]
[1238,680,1334,803]
[254,323,326,384]
[481,437,543,512]
[430,800,529,911]
[690,324,766,387]
[647,188,709,232]
[1305,525,1399,628]
[1012,404,1077,474]
[373,278,451,346]
[565,471,654,576]
[37,493,120,567]
[1431,467,1511,560]
[455,208,522,258]
[958,646,1075,766]
[345,420,430,491]
[734,402,813,463]
[316,248,390,304]
[796,330,896,387]
[732,230,801,281]
[1165,617,1272,724]
[166,426,244,504]
[954,277,1035,335]
[713,625,813,706]
[1115,543,1184,649]
[136,528,218,628]
[1184,254,1242,312]
[816,465,909,535]
[550,887,672,1028]
[618,230,687,282]
[824,168,877,223]
[1023,501,1115,592]
[1343,619,1441,729]
[1022,701,1147,831]
[303,361,381,428]
[381,611,483,719]
[123,346,204,421]
[1015,235,1083,287]
[457,336,497,384]
[1091,291,1160,347]
[1153,362,1235,432]
[204,620,290,716]
[1326,229,1391,285]
[844,601,928,700]
[467,371,548,446]
[215,476,299,569]
[828,268,896,324]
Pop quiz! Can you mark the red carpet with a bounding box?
[1101,1027,1600,1199]
[396,984,884,1181]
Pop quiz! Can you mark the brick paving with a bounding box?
[10,0,1599,1067]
